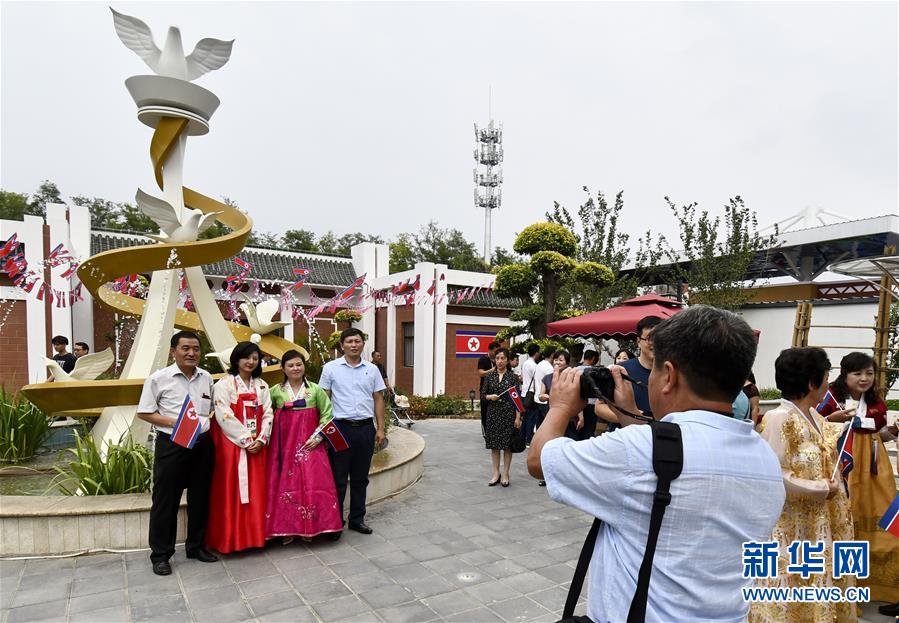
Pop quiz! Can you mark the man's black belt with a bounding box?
[334,418,373,427]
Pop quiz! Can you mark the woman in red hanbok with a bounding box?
[266,350,342,541]
[208,341,273,554]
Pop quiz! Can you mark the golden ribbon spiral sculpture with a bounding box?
[21,116,304,420]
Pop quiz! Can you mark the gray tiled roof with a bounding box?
[90,230,357,286]
[447,287,526,310]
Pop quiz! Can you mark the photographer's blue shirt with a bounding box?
[542,411,785,623]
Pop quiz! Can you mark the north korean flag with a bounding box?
[171,395,203,449]
[455,330,496,358]
[508,387,525,413]
[878,493,899,538]
[321,420,349,452]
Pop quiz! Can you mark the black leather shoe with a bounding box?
[348,522,373,535]
[152,560,172,576]
[186,548,218,563]
[328,531,342,541]
[878,602,899,616]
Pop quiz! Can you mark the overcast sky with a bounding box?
[2,1,896,254]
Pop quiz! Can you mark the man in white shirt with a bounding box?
[519,344,541,444]
[529,306,785,623]
[533,345,556,429]
[137,330,217,576]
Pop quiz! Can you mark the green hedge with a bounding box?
[407,394,468,417]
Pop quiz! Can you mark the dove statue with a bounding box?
[111,8,234,82]
[206,346,234,372]
[46,348,115,383]
[136,189,222,243]
[239,295,290,335]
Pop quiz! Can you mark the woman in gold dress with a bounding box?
[750,347,856,623]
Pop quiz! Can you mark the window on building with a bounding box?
[403,323,414,368]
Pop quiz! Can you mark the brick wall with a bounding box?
[444,323,503,398]
[0,302,29,392]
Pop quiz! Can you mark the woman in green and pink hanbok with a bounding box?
[265,350,342,540]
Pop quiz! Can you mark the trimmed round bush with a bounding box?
[573,261,615,286]
[513,223,578,257]
[493,263,538,297]
[530,251,576,275]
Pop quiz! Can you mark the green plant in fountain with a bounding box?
[0,388,52,463]
[52,430,152,495]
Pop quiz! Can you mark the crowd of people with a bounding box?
[136,327,385,576]
[477,307,898,621]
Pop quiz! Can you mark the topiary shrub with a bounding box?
[530,251,576,276]
[513,223,578,257]
[493,264,538,298]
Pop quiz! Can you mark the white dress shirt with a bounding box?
[137,363,214,435]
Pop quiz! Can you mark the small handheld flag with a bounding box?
[878,493,899,538]
[306,417,349,452]
[507,387,525,413]
[816,389,839,414]
[831,423,855,489]
[171,395,203,449]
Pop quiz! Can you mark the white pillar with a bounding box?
[45,205,72,345]
[433,264,448,395]
[281,291,294,343]
[413,262,435,396]
[351,242,390,359]
[386,296,397,387]
[67,203,93,349]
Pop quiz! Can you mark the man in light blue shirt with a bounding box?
[529,306,786,623]
[319,328,386,538]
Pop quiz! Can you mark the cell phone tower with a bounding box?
[474,102,503,265]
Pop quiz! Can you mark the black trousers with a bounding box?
[328,419,375,526]
[149,432,214,564]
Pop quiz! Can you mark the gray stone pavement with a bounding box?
[0,419,894,623]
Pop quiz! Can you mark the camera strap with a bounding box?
[560,421,684,623]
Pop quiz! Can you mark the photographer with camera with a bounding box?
[527,306,786,623]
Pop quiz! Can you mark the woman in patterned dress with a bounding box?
[265,349,342,541]
[816,352,899,606]
[750,347,856,623]
[482,348,521,487]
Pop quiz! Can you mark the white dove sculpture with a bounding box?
[136,189,222,243]
[45,348,115,383]
[111,8,234,82]
[239,295,290,335]
[206,346,234,372]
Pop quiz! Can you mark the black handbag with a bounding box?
[557,421,683,623]
[522,376,536,410]
[509,426,526,453]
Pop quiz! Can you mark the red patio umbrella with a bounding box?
[546,294,685,340]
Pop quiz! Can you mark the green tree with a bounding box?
[316,231,340,255]
[491,246,522,267]
[119,202,158,233]
[494,222,613,338]
[248,232,281,247]
[662,196,777,309]
[411,222,487,271]
[282,229,318,252]
[336,232,385,256]
[28,180,62,217]
[70,195,122,229]
[389,233,416,272]
[547,187,665,310]
[0,190,32,220]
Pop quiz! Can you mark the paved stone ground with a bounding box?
[0,419,893,623]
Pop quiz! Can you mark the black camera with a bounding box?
[579,366,616,401]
